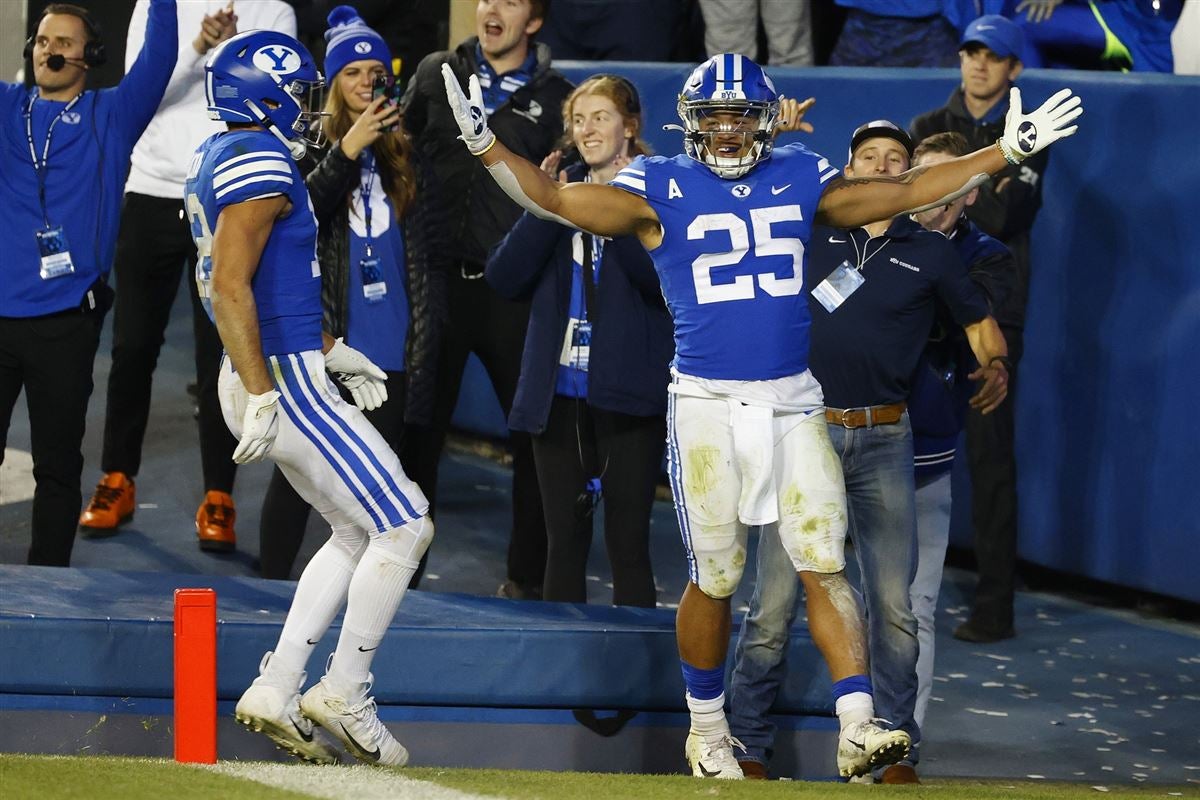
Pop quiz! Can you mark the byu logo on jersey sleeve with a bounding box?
[252,45,301,75]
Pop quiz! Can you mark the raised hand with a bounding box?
[999,87,1082,163]
[340,95,402,160]
[441,63,495,155]
[775,96,816,137]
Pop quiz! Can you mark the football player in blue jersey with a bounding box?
[442,53,1082,780]
[185,30,433,767]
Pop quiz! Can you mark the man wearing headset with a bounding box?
[0,1,177,567]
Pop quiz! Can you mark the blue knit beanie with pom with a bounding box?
[323,5,391,79]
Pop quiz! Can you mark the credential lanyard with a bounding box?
[24,89,83,228]
[360,155,376,257]
[849,229,890,271]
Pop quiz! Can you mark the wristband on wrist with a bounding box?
[996,138,1023,166]
[473,135,497,157]
[989,355,1013,371]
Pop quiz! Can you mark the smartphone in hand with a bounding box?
[372,74,402,132]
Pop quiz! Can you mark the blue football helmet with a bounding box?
[205,30,326,159]
[677,53,780,179]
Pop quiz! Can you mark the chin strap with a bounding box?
[244,99,307,160]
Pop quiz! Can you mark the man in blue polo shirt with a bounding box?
[727,120,1010,784]
[0,0,177,566]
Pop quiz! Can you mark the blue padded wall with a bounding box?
[450,64,1200,602]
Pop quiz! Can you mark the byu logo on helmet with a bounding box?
[252,45,301,75]
[206,30,326,160]
[1017,120,1037,153]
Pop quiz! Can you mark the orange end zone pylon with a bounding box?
[174,588,217,763]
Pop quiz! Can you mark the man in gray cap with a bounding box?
[910,15,1039,645]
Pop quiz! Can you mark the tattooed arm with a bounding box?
[816,144,1007,229]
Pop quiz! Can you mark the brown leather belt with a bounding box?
[825,402,906,429]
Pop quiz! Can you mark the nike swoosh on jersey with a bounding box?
[340,723,381,761]
[771,184,792,195]
[306,638,319,645]
[357,645,378,652]
[829,236,847,243]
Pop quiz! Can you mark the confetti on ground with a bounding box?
[965,707,1009,717]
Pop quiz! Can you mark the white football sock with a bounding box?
[327,518,432,699]
[686,692,729,740]
[835,691,875,729]
[269,524,366,677]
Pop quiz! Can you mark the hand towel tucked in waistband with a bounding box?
[728,399,778,527]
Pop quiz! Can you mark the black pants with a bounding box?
[101,192,235,491]
[401,269,546,591]
[0,309,104,565]
[964,328,1024,629]
[533,396,664,607]
[258,374,408,580]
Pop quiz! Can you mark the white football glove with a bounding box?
[441,63,495,155]
[325,338,388,411]
[233,389,280,464]
[999,86,1082,163]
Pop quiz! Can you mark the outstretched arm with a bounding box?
[818,87,1081,229]
[441,64,660,245]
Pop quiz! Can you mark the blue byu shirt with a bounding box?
[0,0,177,317]
[184,130,323,356]
[612,143,840,382]
[347,152,408,372]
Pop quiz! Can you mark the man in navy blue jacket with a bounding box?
[0,0,177,566]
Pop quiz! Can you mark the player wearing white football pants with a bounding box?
[186,30,432,767]
[442,52,1081,780]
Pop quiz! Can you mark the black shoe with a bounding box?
[496,580,542,600]
[953,619,1015,643]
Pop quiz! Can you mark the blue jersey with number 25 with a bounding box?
[183,130,323,357]
[612,144,840,381]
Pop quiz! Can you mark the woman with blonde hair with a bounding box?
[486,74,674,607]
[258,5,446,579]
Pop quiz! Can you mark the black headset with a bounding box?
[24,4,108,68]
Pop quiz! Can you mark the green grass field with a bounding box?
[1,755,1193,800]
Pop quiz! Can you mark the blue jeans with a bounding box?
[728,415,920,766]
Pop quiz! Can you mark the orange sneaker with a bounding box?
[79,472,136,536]
[196,490,236,552]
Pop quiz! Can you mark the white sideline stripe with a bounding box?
[202,761,490,800]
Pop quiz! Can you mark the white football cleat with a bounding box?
[300,673,409,767]
[235,652,338,764]
[837,718,911,778]
[684,730,745,779]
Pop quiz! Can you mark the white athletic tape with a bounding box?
[202,761,489,800]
